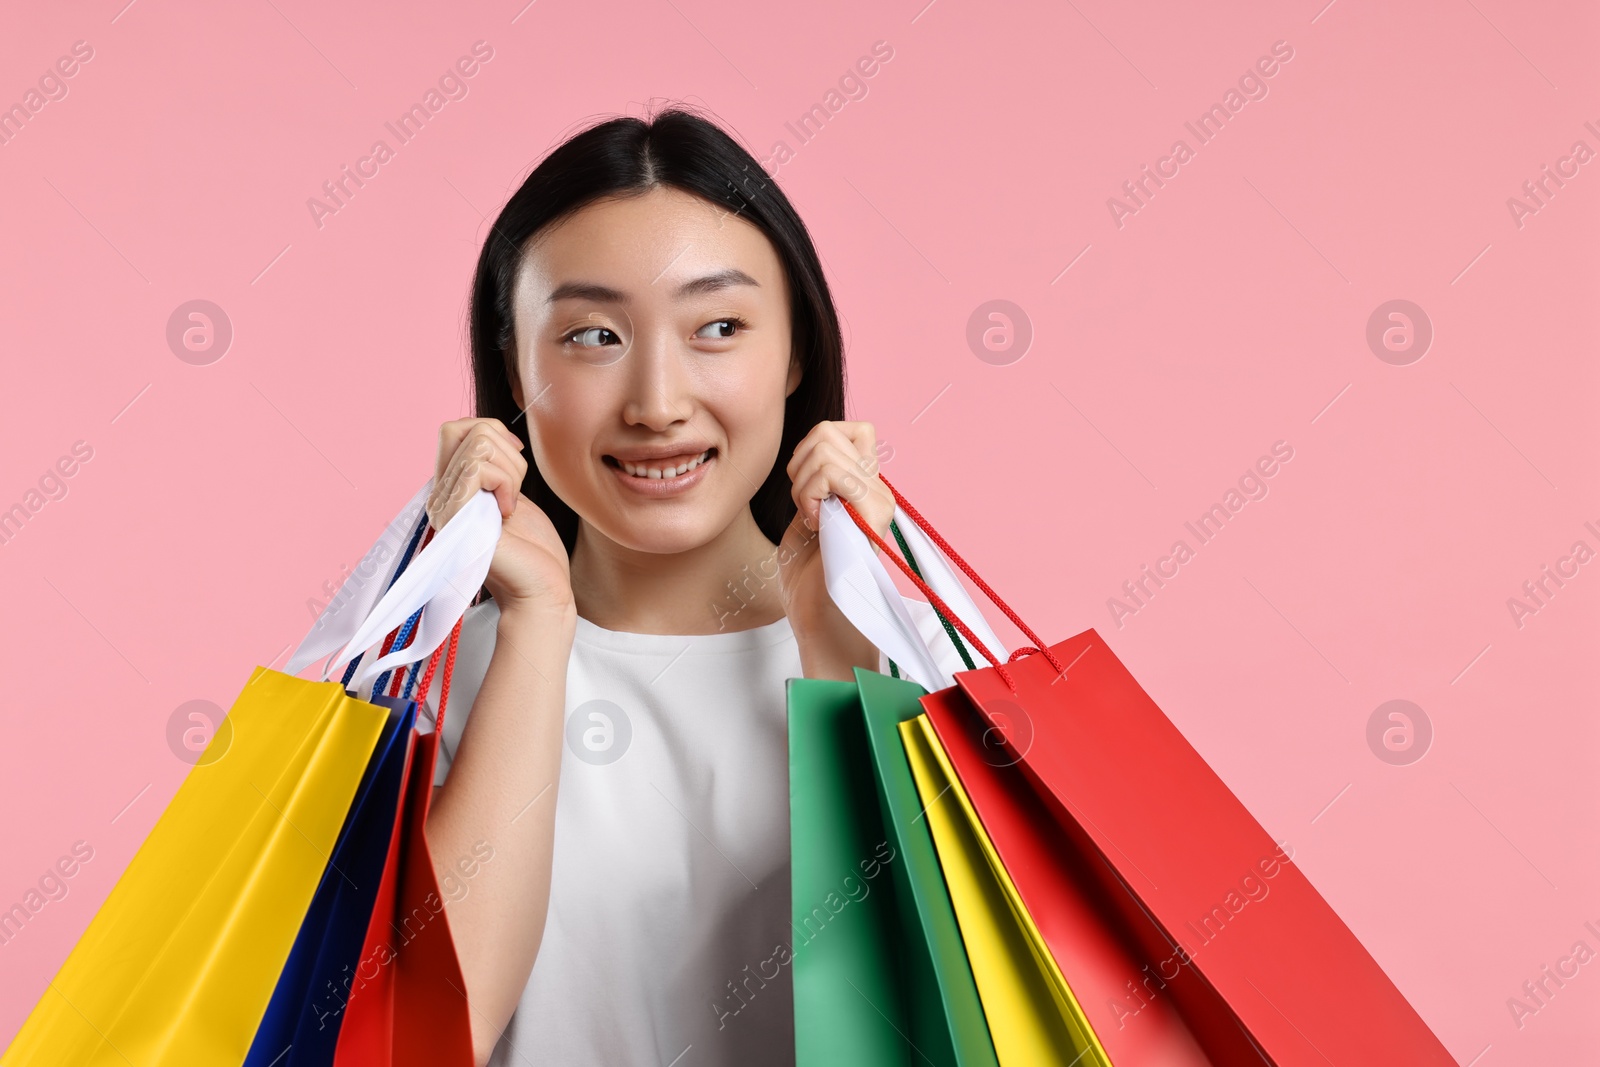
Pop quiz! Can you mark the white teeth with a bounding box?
[620,450,710,479]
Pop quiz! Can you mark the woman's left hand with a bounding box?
[777,420,894,681]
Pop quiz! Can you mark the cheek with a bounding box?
[528,405,592,488]
[523,367,608,494]
[704,347,793,449]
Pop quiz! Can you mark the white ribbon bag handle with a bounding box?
[285,479,502,697]
[286,480,430,676]
[818,494,1007,693]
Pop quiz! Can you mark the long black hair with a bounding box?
[467,107,846,553]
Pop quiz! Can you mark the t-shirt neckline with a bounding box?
[572,610,795,655]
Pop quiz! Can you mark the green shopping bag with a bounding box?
[788,670,998,1067]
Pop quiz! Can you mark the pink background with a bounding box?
[1,0,1595,1062]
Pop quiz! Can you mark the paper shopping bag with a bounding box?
[788,678,919,1066]
[333,629,474,1067]
[899,712,1111,1067]
[880,504,1254,1063]
[244,694,419,1067]
[953,632,1456,1066]
[788,673,997,1067]
[3,669,390,1067]
[827,476,1458,1067]
[278,483,491,1066]
[4,482,496,1067]
[852,670,1002,1066]
[919,684,1257,1064]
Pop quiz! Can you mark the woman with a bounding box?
[420,107,901,1066]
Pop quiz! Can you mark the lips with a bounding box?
[604,448,715,480]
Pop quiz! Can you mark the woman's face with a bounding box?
[509,185,801,555]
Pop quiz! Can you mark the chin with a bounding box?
[592,507,729,556]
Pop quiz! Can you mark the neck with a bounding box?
[568,509,787,635]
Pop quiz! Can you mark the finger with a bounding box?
[838,422,880,479]
[791,455,890,533]
[787,421,878,485]
[462,422,524,468]
[468,423,530,496]
[436,432,524,522]
[481,420,531,480]
[436,418,477,481]
[784,423,823,483]
[788,439,877,511]
[787,431,850,493]
[815,421,877,467]
[458,431,524,517]
[427,458,462,528]
[829,420,878,469]
[792,467,880,534]
[453,453,519,520]
[436,417,521,486]
[785,419,853,482]
[488,418,525,453]
[431,450,480,527]
[498,434,531,497]
[789,446,858,530]
[790,469,830,532]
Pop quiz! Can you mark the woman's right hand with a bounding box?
[428,418,574,621]
[425,419,573,1064]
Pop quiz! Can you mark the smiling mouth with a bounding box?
[603,448,716,480]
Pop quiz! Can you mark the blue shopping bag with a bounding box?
[243,693,419,1066]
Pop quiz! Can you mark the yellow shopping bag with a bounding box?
[900,714,1112,1067]
[3,668,388,1067]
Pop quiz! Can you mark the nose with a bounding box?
[620,327,693,432]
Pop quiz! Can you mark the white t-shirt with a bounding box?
[422,595,970,1066]
[427,598,802,1066]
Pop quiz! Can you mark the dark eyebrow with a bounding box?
[547,281,626,304]
[545,268,759,305]
[672,268,760,298]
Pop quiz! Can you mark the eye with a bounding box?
[694,317,748,340]
[564,326,621,348]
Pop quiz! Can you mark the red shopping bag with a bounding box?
[332,621,475,1067]
[920,684,1262,1063]
[841,478,1457,1067]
